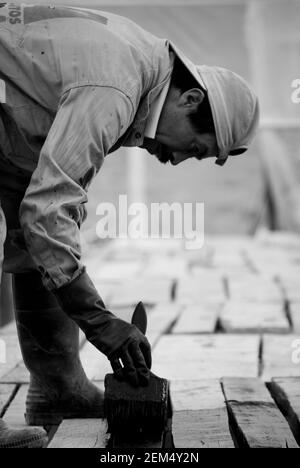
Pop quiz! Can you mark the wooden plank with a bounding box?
[222,378,298,448]
[48,419,109,448]
[87,261,142,281]
[1,363,29,384]
[3,384,28,428]
[262,335,300,380]
[171,380,233,448]
[172,303,220,334]
[109,279,173,308]
[173,410,233,448]
[219,302,290,334]
[170,379,226,411]
[143,258,188,279]
[278,274,300,302]
[269,377,300,445]
[80,341,111,382]
[176,275,226,303]
[147,303,183,347]
[0,334,22,382]
[0,384,17,414]
[227,275,283,302]
[152,335,260,380]
[290,303,300,333]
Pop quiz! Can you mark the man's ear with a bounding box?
[180,88,205,111]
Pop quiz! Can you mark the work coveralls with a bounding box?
[0,3,174,289]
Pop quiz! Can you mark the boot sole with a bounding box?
[0,435,48,449]
[26,408,105,426]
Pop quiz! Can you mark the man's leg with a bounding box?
[0,179,103,426]
[13,271,104,426]
[0,203,47,448]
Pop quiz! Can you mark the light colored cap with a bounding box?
[170,42,260,166]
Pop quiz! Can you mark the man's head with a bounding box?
[155,49,259,167]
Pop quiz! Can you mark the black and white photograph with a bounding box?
[0,0,299,453]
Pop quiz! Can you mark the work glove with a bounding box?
[53,270,152,387]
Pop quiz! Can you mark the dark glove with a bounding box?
[53,270,152,387]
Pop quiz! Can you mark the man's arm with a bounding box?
[20,85,133,290]
[19,86,151,387]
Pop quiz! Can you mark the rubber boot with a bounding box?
[13,271,104,427]
[0,418,48,448]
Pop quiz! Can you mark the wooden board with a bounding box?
[0,384,17,414]
[222,378,298,448]
[176,275,226,303]
[172,303,220,334]
[109,279,173,307]
[278,274,300,302]
[173,410,233,448]
[227,275,283,302]
[48,419,109,448]
[80,341,111,382]
[219,302,290,334]
[170,379,226,412]
[0,335,22,382]
[3,384,28,428]
[290,303,300,333]
[269,377,300,445]
[1,363,29,384]
[262,335,300,380]
[88,261,142,281]
[171,380,233,448]
[152,335,260,380]
[147,303,183,347]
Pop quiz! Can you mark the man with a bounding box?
[0,3,259,445]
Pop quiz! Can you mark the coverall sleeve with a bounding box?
[19,86,134,290]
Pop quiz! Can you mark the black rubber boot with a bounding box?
[0,418,48,448]
[13,271,104,427]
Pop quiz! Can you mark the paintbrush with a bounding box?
[104,302,172,436]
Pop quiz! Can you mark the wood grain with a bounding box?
[222,378,298,448]
[48,419,109,448]
[0,384,17,415]
[269,377,300,445]
[172,303,220,334]
[152,335,260,380]
[173,409,234,448]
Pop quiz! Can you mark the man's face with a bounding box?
[154,87,220,166]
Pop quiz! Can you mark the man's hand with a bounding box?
[108,321,152,387]
[54,270,152,387]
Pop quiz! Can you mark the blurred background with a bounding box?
[1,0,300,324]
[78,0,300,237]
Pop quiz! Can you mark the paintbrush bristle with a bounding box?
[104,373,169,435]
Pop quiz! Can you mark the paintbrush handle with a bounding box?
[131,301,147,336]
